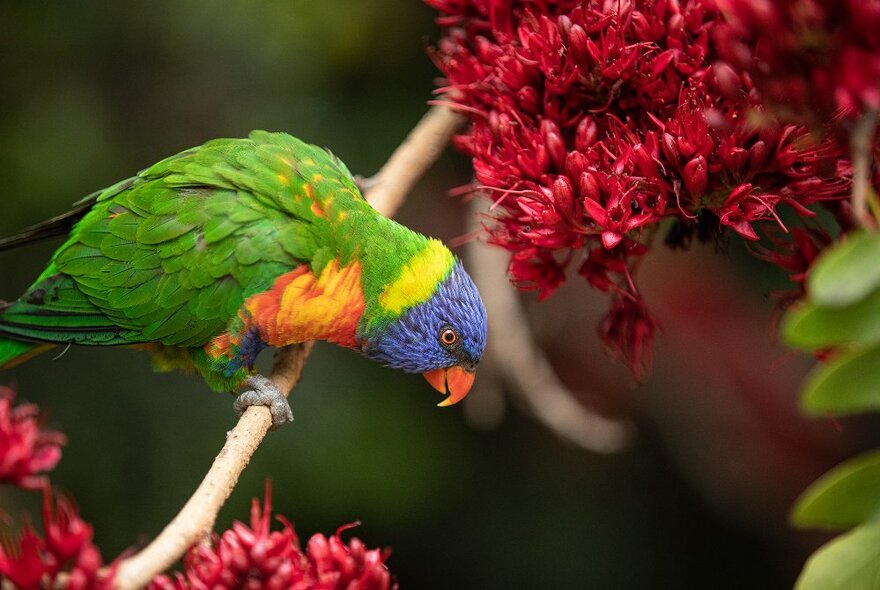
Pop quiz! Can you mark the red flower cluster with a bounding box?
[150,486,396,590]
[0,387,398,589]
[0,385,66,490]
[0,488,110,590]
[428,0,852,376]
[715,0,880,126]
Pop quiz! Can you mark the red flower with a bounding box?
[0,385,66,490]
[150,484,396,590]
[0,487,109,590]
[600,294,656,382]
[750,226,832,298]
[429,0,852,376]
[0,526,46,590]
[715,0,880,125]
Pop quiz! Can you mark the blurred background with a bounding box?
[0,2,870,588]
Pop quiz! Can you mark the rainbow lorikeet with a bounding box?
[0,131,487,426]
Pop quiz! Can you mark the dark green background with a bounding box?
[0,2,841,587]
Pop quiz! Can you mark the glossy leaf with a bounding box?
[796,521,880,590]
[802,344,880,416]
[808,231,880,308]
[792,450,880,530]
[783,288,880,350]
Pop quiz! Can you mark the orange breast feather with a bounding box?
[245,261,365,348]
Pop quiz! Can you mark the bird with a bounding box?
[0,131,487,427]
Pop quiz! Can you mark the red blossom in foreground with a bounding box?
[0,488,110,590]
[0,385,66,490]
[0,388,395,590]
[715,0,880,126]
[428,0,853,375]
[150,485,396,590]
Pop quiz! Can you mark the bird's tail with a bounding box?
[0,301,53,369]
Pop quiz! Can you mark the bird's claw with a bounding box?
[234,375,293,430]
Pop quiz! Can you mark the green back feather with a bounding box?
[0,131,437,354]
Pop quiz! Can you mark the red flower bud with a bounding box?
[651,49,676,77]
[557,14,572,38]
[474,35,501,63]
[677,137,696,159]
[599,295,656,381]
[724,182,754,206]
[579,172,601,203]
[748,140,768,169]
[552,175,575,213]
[575,116,599,152]
[516,86,540,114]
[488,110,501,133]
[517,144,549,179]
[602,231,623,249]
[683,155,708,197]
[712,61,741,98]
[508,250,566,300]
[541,119,567,170]
[632,143,660,178]
[568,24,591,66]
[499,56,531,90]
[661,132,679,162]
[723,146,748,172]
[564,150,590,180]
[632,9,665,42]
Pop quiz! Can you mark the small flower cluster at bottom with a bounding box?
[150,485,396,590]
[0,386,397,590]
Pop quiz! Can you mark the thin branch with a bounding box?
[850,110,878,229]
[365,105,466,216]
[111,105,466,590]
[466,199,634,454]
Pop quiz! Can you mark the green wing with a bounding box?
[0,131,344,348]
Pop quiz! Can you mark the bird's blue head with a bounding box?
[361,260,487,406]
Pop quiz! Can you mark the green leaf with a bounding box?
[809,231,880,308]
[783,289,880,350]
[796,521,880,590]
[792,450,880,530]
[802,344,880,416]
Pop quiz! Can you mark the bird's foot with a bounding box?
[233,375,293,430]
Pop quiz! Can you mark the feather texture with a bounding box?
[0,131,487,396]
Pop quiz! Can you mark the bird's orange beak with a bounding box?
[422,365,475,407]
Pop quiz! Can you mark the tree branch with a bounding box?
[111,105,466,590]
[850,110,878,229]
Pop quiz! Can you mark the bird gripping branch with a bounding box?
[0,131,487,426]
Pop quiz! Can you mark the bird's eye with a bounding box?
[440,327,458,347]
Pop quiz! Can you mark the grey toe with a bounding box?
[234,375,293,430]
